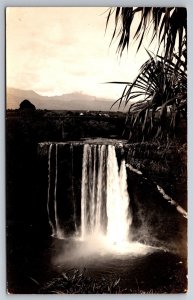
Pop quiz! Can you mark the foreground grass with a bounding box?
[38,266,187,294]
[39,268,124,294]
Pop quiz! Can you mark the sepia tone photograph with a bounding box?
[6,7,187,294]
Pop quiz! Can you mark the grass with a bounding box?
[38,265,187,294]
[39,268,124,294]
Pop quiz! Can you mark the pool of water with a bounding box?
[7,226,187,294]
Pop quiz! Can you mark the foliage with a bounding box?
[119,52,186,140]
[126,141,187,206]
[39,268,123,294]
[106,7,187,141]
[38,263,187,294]
[106,7,187,58]
[19,99,36,111]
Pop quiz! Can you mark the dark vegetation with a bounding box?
[126,142,187,210]
[7,108,125,141]
[19,99,36,111]
[39,268,124,294]
[38,261,187,294]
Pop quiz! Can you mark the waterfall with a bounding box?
[90,145,97,231]
[47,143,63,239]
[106,145,131,244]
[81,143,132,244]
[54,144,59,235]
[70,143,77,232]
[44,140,179,257]
[47,142,132,245]
[95,145,106,233]
[81,144,107,238]
[47,144,55,234]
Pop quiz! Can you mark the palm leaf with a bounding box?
[109,52,186,140]
[106,7,187,58]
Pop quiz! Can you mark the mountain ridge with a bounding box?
[7,87,126,111]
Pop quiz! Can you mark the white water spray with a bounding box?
[95,145,106,233]
[81,144,132,247]
[106,145,131,245]
[81,144,107,238]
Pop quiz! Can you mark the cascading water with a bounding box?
[45,141,162,256]
[47,142,132,247]
[47,143,64,239]
[47,143,55,235]
[106,145,131,245]
[80,144,132,246]
[81,144,107,238]
[70,144,77,233]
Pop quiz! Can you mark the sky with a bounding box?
[6,7,158,101]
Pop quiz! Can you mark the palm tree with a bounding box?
[106,7,187,141]
[121,52,187,140]
[106,7,187,58]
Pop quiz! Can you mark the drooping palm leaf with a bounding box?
[111,53,187,141]
[106,7,187,59]
[106,7,187,141]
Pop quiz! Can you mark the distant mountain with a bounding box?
[6,87,126,111]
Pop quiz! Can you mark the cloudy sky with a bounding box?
[6,7,158,101]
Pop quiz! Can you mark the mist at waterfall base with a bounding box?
[48,142,167,269]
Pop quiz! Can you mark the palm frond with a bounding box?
[106,7,187,58]
[110,53,187,141]
[106,7,187,141]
